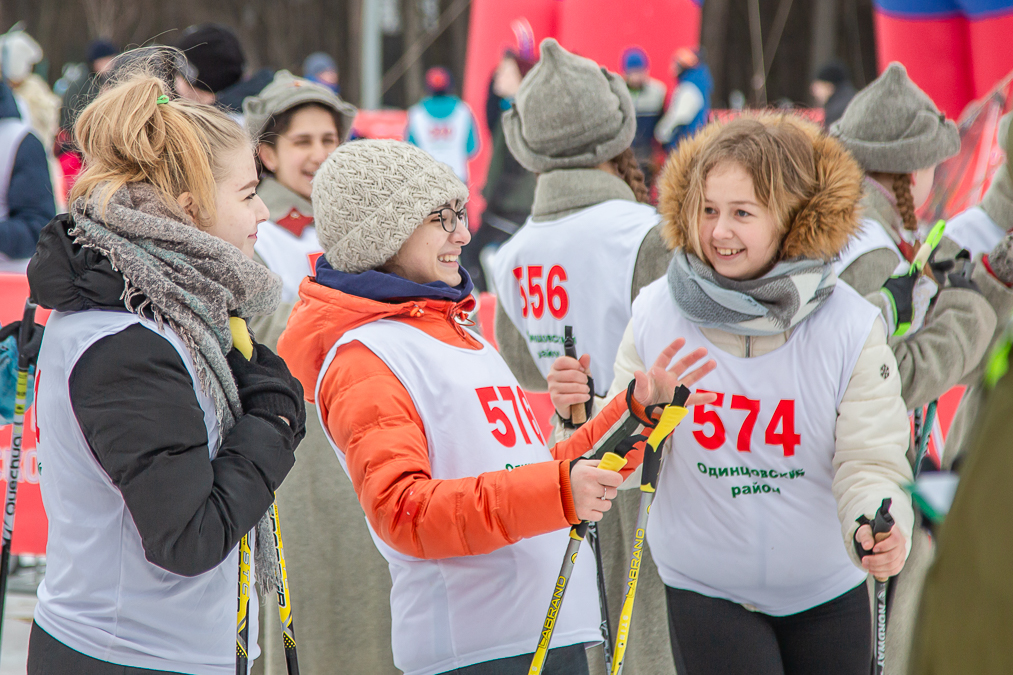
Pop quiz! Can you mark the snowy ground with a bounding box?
[0,592,34,674]
[0,560,45,674]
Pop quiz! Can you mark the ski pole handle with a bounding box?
[640,386,691,492]
[563,326,587,426]
[855,498,894,582]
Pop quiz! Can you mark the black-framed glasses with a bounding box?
[429,205,468,233]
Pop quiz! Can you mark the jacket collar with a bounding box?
[530,168,636,221]
[258,176,314,231]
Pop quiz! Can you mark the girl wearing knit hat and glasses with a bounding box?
[552,113,913,674]
[487,38,677,675]
[277,139,716,675]
[830,64,1013,675]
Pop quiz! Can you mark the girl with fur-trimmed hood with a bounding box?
[549,114,913,674]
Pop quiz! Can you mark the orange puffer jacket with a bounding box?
[278,278,645,560]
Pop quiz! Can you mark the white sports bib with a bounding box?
[254,221,322,303]
[632,279,880,615]
[33,309,256,674]
[407,102,473,181]
[835,218,904,275]
[316,320,600,675]
[490,200,659,394]
[945,206,1006,258]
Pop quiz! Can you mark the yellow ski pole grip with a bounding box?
[597,451,628,473]
[229,317,254,360]
[645,405,688,450]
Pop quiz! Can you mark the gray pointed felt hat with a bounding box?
[501,38,636,173]
[830,62,959,174]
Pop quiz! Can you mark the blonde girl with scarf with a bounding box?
[549,114,913,675]
[25,59,305,674]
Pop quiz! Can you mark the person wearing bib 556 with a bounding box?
[24,54,306,675]
[549,114,914,675]
[277,139,716,675]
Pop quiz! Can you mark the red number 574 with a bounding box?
[693,391,800,457]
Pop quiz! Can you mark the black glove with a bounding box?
[946,250,981,293]
[880,272,917,336]
[0,319,44,369]
[227,342,306,446]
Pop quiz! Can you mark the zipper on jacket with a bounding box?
[745,335,751,358]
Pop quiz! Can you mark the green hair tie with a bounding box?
[156,95,170,105]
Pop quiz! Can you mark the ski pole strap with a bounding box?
[854,498,894,561]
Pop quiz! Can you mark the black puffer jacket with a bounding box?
[28,215,295,576]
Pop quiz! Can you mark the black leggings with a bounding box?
[27,622,185,674]
[666,584,871,675]
[439,642,589,675]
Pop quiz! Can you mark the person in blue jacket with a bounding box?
[654,48,713,152]
[0,80,54,265]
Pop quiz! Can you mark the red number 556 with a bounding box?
[512,265,569,320]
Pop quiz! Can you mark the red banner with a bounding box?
[922,70,1013,223]
[1,273,49,555]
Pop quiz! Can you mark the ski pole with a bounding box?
[563,326,587,426]
[913,400,937,477]
[562,326,614,669]
[584,521,613,672]
[0,300,36,651]
[856,498,894,675]
[268,500,300,674]
[529,449,629,675]
[229,317,301,674]
[610,385,691,675]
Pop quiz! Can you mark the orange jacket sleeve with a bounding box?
[319,342,642,560]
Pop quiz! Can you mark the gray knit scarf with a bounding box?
[667,248,838,336]
[71,182,284,592]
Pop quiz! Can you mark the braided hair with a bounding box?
[892,173,918,231]
[610,147,651,203]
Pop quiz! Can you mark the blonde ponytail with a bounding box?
[71,54,251,228]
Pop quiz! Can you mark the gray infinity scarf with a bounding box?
[667,248,837,337]
[71,182,284,592]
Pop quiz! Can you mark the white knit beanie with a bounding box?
[312,139,468,273]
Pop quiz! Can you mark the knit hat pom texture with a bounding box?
[312,140,468,274]
[501,38,636,173]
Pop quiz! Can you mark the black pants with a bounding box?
[666,584,871,675]
[439,642,589,675]
[28,622,186,675]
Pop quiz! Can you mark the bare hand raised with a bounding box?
[633,338,717,408]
